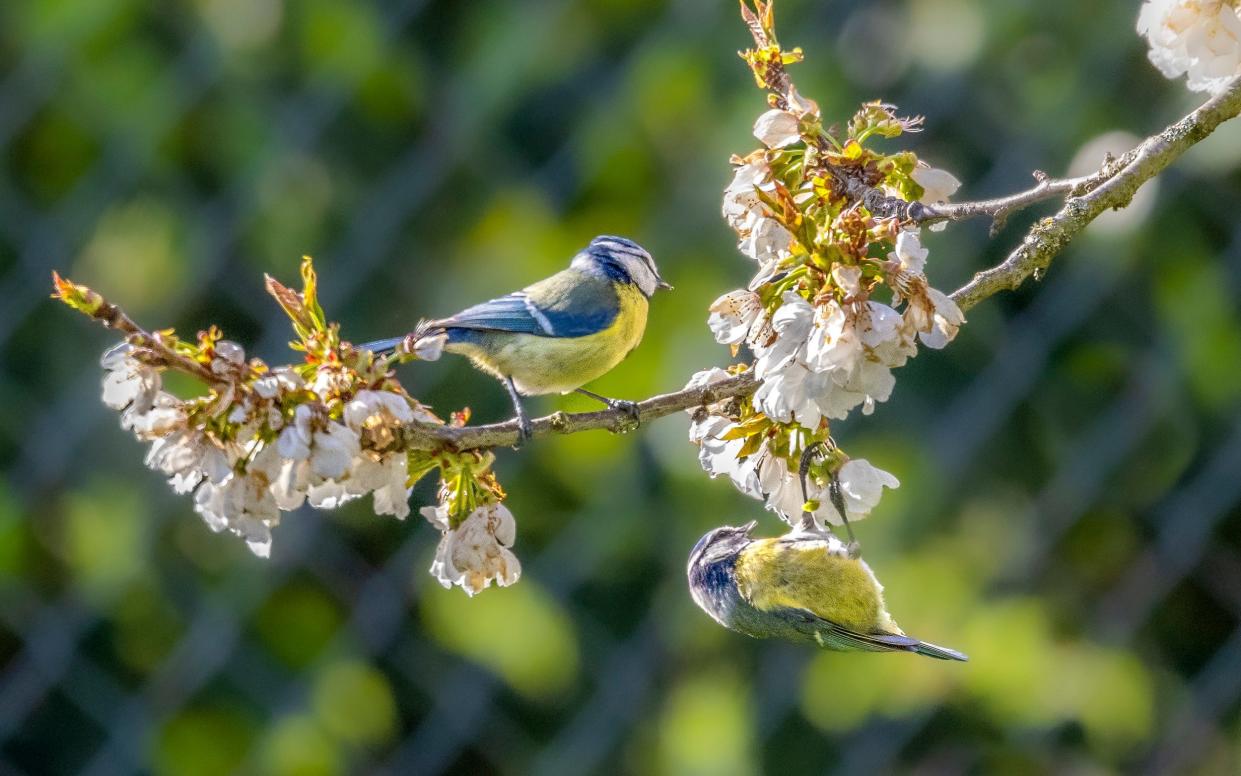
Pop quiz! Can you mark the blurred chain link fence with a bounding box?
[3,0,1241,774]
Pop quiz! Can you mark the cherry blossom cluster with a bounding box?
[686,367,898,529]
[1139,0,1241,94]
[54,263,519,594]
[422,497,520,596]
[689,3,962,531]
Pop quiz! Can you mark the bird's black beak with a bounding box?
[656,279,673,291]
[739,519,757,535]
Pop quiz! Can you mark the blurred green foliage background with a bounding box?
[4,0,1241,773]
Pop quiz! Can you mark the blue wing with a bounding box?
[438,293,552,335]
[437,271,619,338]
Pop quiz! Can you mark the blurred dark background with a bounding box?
[4,0,1241,773]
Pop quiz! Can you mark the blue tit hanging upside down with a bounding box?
[687,521,968,661]
[362,235,670,445]
[689,446,966,660]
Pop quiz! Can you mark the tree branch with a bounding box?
[950,75,1241,312]
[399,373,760,451]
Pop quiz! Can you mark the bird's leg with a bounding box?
[575,388,641,431]
[827,474,861,559]
[799,440,860,557]
[794,445,821,536]
[503,375,534,447]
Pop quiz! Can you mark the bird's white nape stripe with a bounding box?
[521,295,555,334]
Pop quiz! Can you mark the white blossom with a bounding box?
[270,456,311,511]
[758,453,806,520]
[691,416,763,499]
[100,343,160,416]
[277,405,360,479]
[748,257,784,292]
[753,108,801,148]
[344,452,411,519]
[804,300,860,375]
[254,367,303,399]
[368,455,411,518]
[707,290,763,346]
[920,287,965,349]
[742,286,910,427]
[216,340,245,363]
[193,467,280,558]
[890,230,928,275]
[754,361,823,426]
[722,158,797,264]
[684,367,732,395]
[911,165,962,204]
[312,424,360,479]
[820,361,893,420]
[307,477,359,510]
[904,285,965,350]
[211,340,246,375]
[310,365,353,398]
[739,217,795,263]
[423,502,521,596]
[753,292,814,379]
[759,455,900,528]
[268,404,362,510]
[722,160,774,233]
[684,370,764,497]
[855,301,903,350]
[344,389,415,431]
[128,393,188,439]
[1138,0,1241,94]
[277,405,313,459]
[260,392,419,521]
[807,368,869,420]
[817,459,900,524]
[144,425,236,494]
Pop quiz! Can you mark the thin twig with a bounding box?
[918,170,1108,236]
[54,276,225,386]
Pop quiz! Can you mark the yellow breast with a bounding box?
[735,538,898,634]
[445,285,649,395]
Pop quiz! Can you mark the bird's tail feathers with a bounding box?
[359,319,447,360]
[912,639,969,662]
[866,632,969,662]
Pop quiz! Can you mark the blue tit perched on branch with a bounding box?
[363,235,670,444]
[687,521,968,661]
